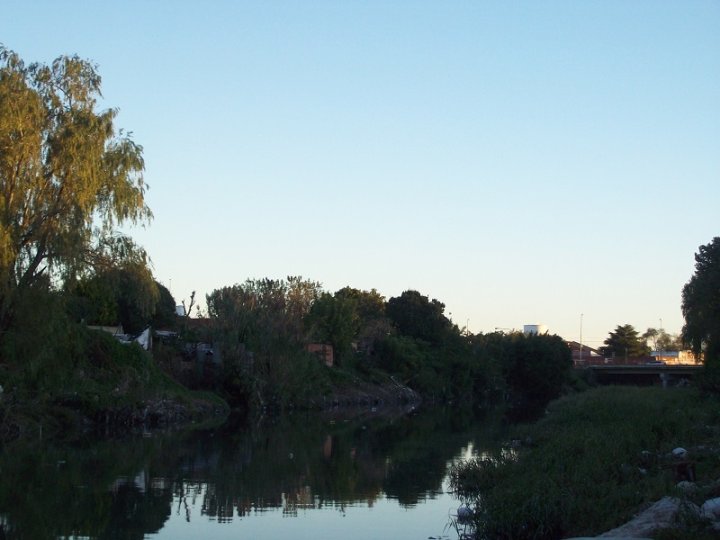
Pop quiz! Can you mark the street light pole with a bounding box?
[579,313,584,364]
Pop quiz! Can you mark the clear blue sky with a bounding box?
[3,1,719,347]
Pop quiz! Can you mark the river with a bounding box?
[0,407,498,539]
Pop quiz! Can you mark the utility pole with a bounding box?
[579,313,584,364]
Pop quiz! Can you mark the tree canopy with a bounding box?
[306,292,359,363]
[682,237,720,362]
[0,47,151,329]
[386,290,453,345]
[642,327,682,352]
[601,324,650,359]
[206,276,321,353]
[66,263,174,334]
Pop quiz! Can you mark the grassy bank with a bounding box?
[451,386,720,539]
[1,326,228,440]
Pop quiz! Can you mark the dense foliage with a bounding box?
[0,46,571,438]
[205,282,573,414]
[65,263,175,334]
[683,237,720,389]
[0,48,212,439]
[476,332,572,417]
[386,290,453,345]
[601,324,651,359]
[642,327,683,352]
[451,386,720,540]
[205,277,329,408]
[0,47,151,333]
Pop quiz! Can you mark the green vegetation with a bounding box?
[451,386,720,540]
[683,237,720,390]
[442,238,720,540]
[643,327,684,352]
[0,47,222,439]
[0,46,151,334]
[205,279,573,415]
[0,285,224,439]
[601,324,651,359]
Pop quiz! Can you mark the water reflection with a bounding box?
[0,407,495,539]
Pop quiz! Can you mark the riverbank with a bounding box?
[451,386,720,539]
[0,328,229,442]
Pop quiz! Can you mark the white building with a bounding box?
[523,324,548,335]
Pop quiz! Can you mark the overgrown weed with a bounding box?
[450,386,720,539]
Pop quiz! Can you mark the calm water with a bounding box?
[0,407,495,539]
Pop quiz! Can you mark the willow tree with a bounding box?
[0,46,151,329]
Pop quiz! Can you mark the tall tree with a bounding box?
[500,333,572,415]
[0,47,151,330]
[335,286,386,322]
[207,276,321,353]
[386,290,453,345]
[306,292,359,363]
[67,262,160,334]
[656,331,682,352]
[642,328,659,350]
[601,324,650,359]
[152,282,177,329]
[682,237,720,362]
[643,327,682,352]
[334,286,391,354]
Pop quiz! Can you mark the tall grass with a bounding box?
[450,386,720,539]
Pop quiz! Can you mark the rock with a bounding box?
[456,505,474,522]
[701,497,720,519]
[672,447,688,460]
[598,496,699,538]
[676,481,698,493]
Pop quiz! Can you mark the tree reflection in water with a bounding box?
[0,406,499,539]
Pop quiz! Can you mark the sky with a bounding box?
[3,1,719,347]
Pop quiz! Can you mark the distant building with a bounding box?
[651,350,701,365]
[566,341,603,365]
[306,343,334,367]
[523,324,548,335]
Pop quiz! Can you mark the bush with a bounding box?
[450,386,720,539]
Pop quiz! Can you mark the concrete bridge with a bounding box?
[581,364,703,386]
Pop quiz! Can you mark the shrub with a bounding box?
[450,386,720,539]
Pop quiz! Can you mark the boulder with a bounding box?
[701,497,720,520]
[598,497,699,538]
[672,447,688,460]
[675,480,697,493]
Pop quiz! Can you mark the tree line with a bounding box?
[1,46,718,427]
[200,278,572,415]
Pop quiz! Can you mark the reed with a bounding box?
[450,386,720,539]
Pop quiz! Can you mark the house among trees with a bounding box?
[566,341,603,365]
[306,343,334,367]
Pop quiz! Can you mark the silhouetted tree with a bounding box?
[682,237,720,362]
[601,324,650,359]
[386,290,453,345]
